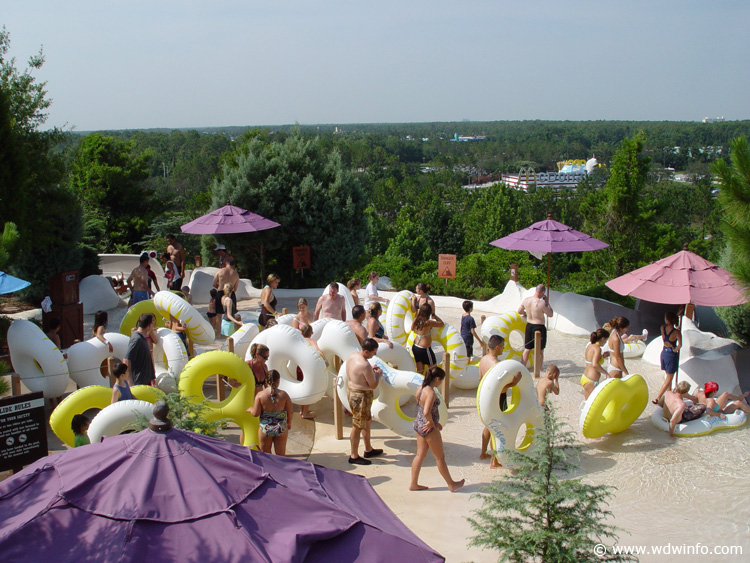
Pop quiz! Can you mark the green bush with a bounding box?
[715,303,750,347]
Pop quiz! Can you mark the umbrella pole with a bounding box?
[546,253,551,300]
[674,305,687,387]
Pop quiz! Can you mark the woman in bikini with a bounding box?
[581,328,609,399]
[291,297,314,330]
[246,343,270,396]
[347,278,362,306]
[259,274,280,328]
[409,366,464,492]
[411,303,444,373]
[249,369,293,455]
[653,311,682,405]
[411,282,436,317]
[605,317,630,379]
[366,302,393,349]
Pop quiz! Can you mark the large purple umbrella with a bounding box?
[490,214,609,295]
[181,204,280,235]
[0,426,443,561]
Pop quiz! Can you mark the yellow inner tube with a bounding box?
[50,384,163,446]
[178,350,259,448]
[580,374,649,439]
[119,299,167,336]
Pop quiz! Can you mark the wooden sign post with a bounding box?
[293,246,311,278]
[438,254,456,288]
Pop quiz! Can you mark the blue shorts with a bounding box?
[132,291,149,304]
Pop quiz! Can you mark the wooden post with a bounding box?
[333,356,344,440]
[441,351,451,407]
[480,314,487,357]
[187,339,194,359]
[533,330,542,378]
[509,263,519,282]
[11,374,21,396]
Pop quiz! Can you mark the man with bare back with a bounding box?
[212,258,240,319]
[518,283,554,367]
[345,305,368,344]
[314,282,346,321]
[346,338,383,465]
[166,234,186,278]
[127,252,151,305]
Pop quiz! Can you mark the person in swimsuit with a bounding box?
[259,274,280,328]
[206,288,219,333]
[653,311,682,404]
[220,283,242,337]
[366,302,393,349]
[581,328,610,399]
[93,310,114,354]
[161,252,182,290]
[411,282,436,317]
[605,317,630,378]
[661,381,714,437]
[411,303,444,373]
[347,278,362,306]
[409,366,465,492]
[294,323,319,420]
[245,343,270,396]
[518,284,554,368]
[291,298,314,330]
[697,380,750,415]
[249,369,294,455]
[110,359,134,403]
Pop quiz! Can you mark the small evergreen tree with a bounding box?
[130,393,228,438]
[467,406,635,562]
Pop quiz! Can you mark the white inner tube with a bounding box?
[452,359,481,390]
[369,357,448,437]
[384,290,414,345]
[650,404,747,437]
[66,332,130,388]
[312,318,361,376]
[88,399,155,443]
[249,324,328,405]
[480,312,529,364]
[318,282,355,321]
[376,341,416,372]
[225,322,260,361]
[476,359,543,468]
[153,327,188,380]
[153,290,215,345]
[7,319,69,398]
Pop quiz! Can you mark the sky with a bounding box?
[3,1,749,131]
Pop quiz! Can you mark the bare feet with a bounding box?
[409,484,429,491]
[449,479,465,492]
[301,412,316,419]
[479,452,491,460]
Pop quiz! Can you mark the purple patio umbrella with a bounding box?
[490,214,609,296]
[0,421,443,561]
[181,204,280,235]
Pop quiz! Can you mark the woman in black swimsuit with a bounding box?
[259,274,280,328]
[246,343,270,395]
[411,282,436,317]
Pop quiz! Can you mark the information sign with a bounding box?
[438,254,456,279]
[293,246,311,269]
[0,392,48,472]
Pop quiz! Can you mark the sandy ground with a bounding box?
[4,288,749,563]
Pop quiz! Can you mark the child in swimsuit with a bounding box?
[411,303,444,373]
[581,328,610,399]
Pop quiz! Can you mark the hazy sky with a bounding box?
[3,1,748,131]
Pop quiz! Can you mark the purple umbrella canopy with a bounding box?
[181,204,281,235]
[490,215,609,254]
[0,428,443,562]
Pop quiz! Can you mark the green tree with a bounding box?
[467,406,634,562]
[713,136,750,289]
[580,132,656,281]
[69,133,155,252]
[1,28,87,301]
[210,129,368,284]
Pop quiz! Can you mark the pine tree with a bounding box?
[467,406,636,562]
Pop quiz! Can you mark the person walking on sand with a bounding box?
[346,338,384,465]
[315,282,346,321]
[518,283,553,368]
[409,366,465,492]
[537,364,560,408]
[653,312,681,405]
[478,334,521,468]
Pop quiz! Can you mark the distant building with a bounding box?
[702,116,725,123]
[450,133,487,142]
[500,158,600,192]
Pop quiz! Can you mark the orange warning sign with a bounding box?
[293,246,311,269]
[438,254,456,279]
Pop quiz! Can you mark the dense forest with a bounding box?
[3,27,750,343]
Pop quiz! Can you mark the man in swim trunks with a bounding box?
[478,335,521,468]
[315,282,346,321]
[165,234,186,279]
[662,381,712,437]
[346,338,383,465]
[212,258,239,318]
[127,252,151,305]
[518,284,553,368]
